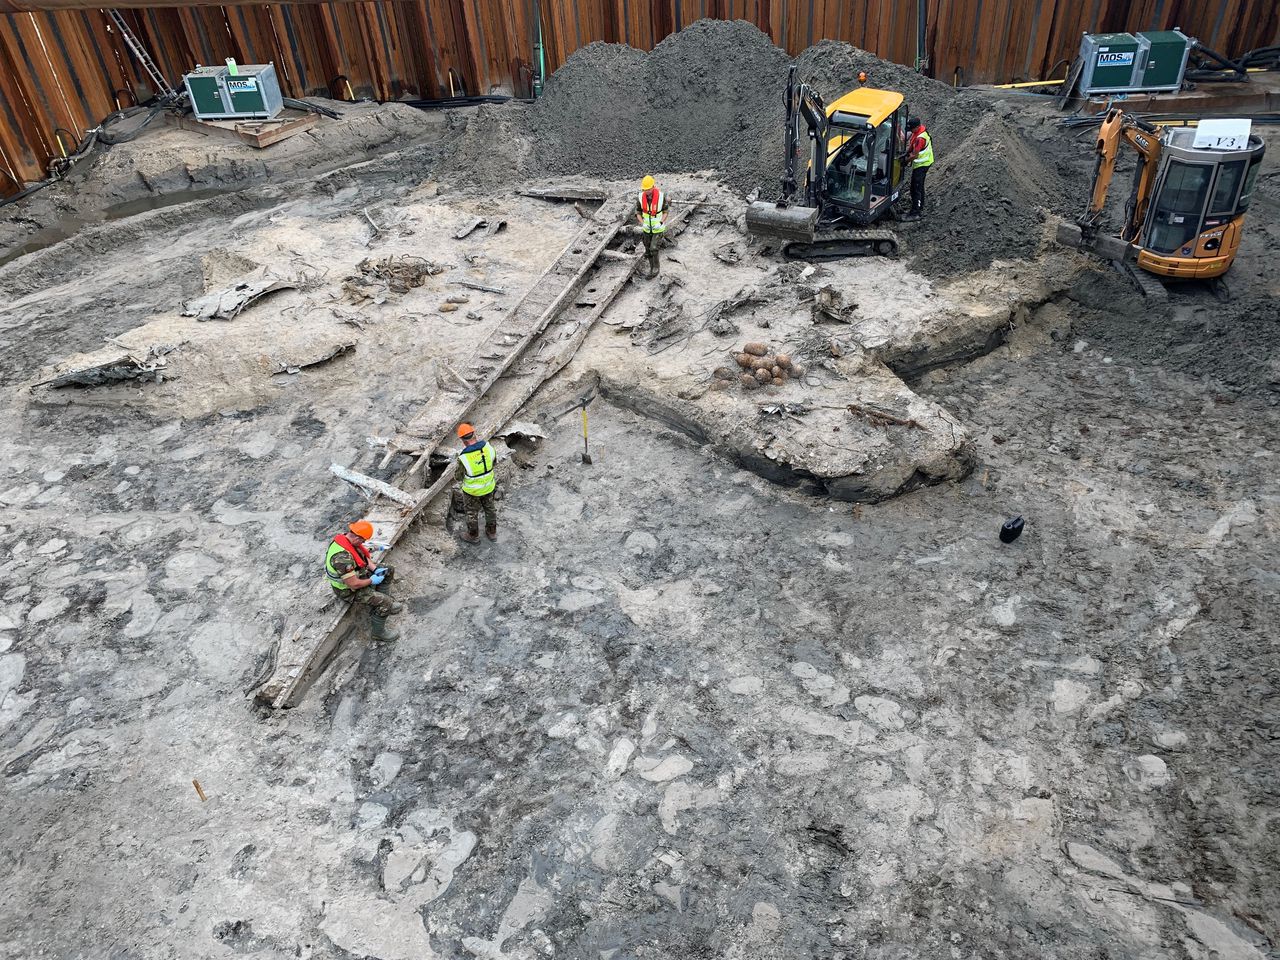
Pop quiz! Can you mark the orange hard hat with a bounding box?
[457,423,475,438]
[348,520,374,540]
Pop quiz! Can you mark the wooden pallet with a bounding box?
[165,109,318,148]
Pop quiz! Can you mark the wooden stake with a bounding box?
[193,779,207,802]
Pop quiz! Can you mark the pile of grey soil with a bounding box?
[529,20,791,194]
[907,112,1067,276]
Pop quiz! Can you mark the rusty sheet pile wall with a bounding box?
[3,0,1279,195]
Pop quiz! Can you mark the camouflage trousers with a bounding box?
[463,491,497,533]
[331,564,397,616]
[641,231,662,273]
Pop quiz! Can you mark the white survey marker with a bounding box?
[1193,118,1252,150]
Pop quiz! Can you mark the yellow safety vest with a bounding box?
[638,189,666,234]
[913,131,935,168]
[458,441,497,496]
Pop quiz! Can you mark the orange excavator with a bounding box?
[1061,106,1266,296]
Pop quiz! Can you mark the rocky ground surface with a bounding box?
[1,19,1278,960]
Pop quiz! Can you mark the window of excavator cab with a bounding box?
[871,121,893,193]
[825,130,871,206]
[1146,160,1213,253]
[1238,155,1263,212]
[893,106,909,184]
[1209,159,1246,215]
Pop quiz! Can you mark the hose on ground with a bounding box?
[283,97,342,120]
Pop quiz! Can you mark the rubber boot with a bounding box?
[486,523,498,542]
[462,526,480,544]
[370,613,399,642]
[900,210,921,222]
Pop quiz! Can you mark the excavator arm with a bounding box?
[746,64,828,241]
[1080,107,1162,242]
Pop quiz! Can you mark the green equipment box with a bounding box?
[183,63,284,121]
[1078,29,1191,95]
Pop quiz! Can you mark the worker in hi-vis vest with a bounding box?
[635,175,668,277]
[324,519,401,641]
[902,117,934,222]
[454,423,499,543]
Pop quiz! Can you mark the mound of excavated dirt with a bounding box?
[907,112,1067,275]
[529,20,791,194]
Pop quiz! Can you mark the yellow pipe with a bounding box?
[54,133,66,158]
[992,78,1065,88]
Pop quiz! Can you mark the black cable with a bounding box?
[282,97,342,120]
[400,94,534,110]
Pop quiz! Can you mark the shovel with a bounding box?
[580,404,592,465]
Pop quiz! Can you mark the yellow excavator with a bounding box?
[1061,106,1266,295]
[746,66,911,259]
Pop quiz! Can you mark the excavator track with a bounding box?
[1121,262,1169,303]
[783,228,900,261]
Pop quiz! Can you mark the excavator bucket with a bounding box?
[745,201,820,242]
[1056,221,1135,263]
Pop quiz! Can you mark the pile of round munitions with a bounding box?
[711,342,805,391]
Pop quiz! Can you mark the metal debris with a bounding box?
[36,342,183,389]
[344,255,444,303]
[270,340,356,375]
[847,401,925,430]
[183,267,298,321]
[519,183,609,203]
[713,242,743,264]
[453,217,508,240]
[454,279,505,294]
[812,285,858,324]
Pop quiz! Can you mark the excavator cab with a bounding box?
[746,67,908,258]
[821,90,909,222]
[1137,127,1265,279]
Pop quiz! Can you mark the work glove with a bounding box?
[369,569,386,586]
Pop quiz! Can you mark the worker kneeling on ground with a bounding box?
[902,116,934,222]
[325,519,402,641]
[455,423,498,544]
[635,175,668,277]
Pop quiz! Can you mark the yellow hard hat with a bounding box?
[641,175,655,190]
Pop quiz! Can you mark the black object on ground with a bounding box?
[1000,516,1025,543]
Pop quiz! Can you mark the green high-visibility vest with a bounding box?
[458,441,497,496]
[638,189,666,234]
[324,537,368,590]
[913,131,935,168]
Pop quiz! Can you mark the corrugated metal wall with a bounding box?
[3,0,1279,196]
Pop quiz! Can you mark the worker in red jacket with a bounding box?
[902,117,934,222]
